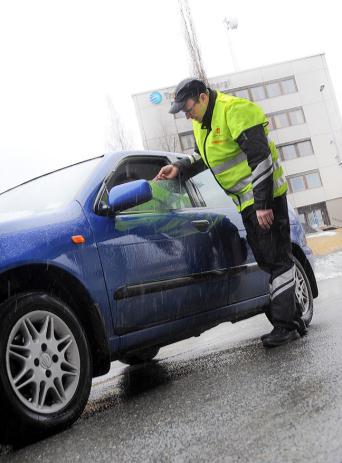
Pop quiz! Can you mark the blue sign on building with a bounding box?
[149,91,162,105]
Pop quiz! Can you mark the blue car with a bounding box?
[0,151,317,443]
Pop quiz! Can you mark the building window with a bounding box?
[287,170,322,193]
[250,85,266,101]
[274,112,290,129]
[306,172,322,189]
[297,140,314,157]
[278,139,314,161]
[281,78,297,94]
[267,107,305,130]
[234,88,250,99]
[280,144,297,161]
[288,108,305,125]
[266,81,282,98]
[289,175,306,192]
[180,132,195,151]
[226,76,298,102]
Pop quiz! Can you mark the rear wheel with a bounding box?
[119,346,160,366]
[294,257,313,326]
[0,293,92,444]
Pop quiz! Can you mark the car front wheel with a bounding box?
[0,292,92,444]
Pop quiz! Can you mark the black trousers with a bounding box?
[241,194,300,331]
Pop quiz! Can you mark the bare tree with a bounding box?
[178,0,208,85]
[158,119,179,152]
[105,95,134,152]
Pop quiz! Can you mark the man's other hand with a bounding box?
[154,165,179,181]
[256,209,274,230]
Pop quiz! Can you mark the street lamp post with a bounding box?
[223,17,239,72]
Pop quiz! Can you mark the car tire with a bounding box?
[293,256,314,326]
[119,346,160,366]
[0,292,92,444]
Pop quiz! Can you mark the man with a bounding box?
[155,78,307,348]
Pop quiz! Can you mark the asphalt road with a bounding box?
[1,266,342,462]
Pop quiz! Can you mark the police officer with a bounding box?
[155,78,307,347]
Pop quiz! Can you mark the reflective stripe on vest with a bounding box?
[231,175,287,207]
[213,152,283,195]
[232,189,254,206]
[229,175,252,193]
[210,149,276,195]
[211,137,274,177]
[211,151,247,175]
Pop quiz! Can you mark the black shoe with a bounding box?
[261,318,308,342]
[262,327,300,348]
[261,331,271,342]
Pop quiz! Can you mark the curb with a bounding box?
[306,228,342,256]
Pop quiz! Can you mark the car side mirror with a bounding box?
[108,179,152,213]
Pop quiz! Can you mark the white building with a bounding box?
[132,54,342,230]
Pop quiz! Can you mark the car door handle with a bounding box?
[191,220,210,232]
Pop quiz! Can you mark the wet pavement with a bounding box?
[1,255,342,462]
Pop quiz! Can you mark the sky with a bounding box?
[1,0,342,192]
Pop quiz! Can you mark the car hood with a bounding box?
[0,201,90,268]
[0,201,75,233]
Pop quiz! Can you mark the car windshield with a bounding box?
[0,157,102,220]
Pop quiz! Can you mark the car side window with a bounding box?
[189,169,236,211]
[100,157,194,214]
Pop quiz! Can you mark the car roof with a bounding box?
[0,155,105,196]
[1,150,187,197]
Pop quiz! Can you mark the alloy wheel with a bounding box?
[5,310,80,414]
[295,265,310,317]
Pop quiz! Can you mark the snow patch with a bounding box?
[314,251,342,281]
[308,231,337,238]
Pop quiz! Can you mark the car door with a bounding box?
[88,154,231,335]
[189,169,269,305]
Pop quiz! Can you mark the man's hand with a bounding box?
[256,209,274,230]
[154,164,179,181]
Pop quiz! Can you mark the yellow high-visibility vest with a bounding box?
[192,91,287,212]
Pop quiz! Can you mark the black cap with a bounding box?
[169,78,207,114]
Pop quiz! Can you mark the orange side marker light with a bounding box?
[71,235,86,244]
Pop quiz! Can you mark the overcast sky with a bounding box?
[1,0,342,192]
